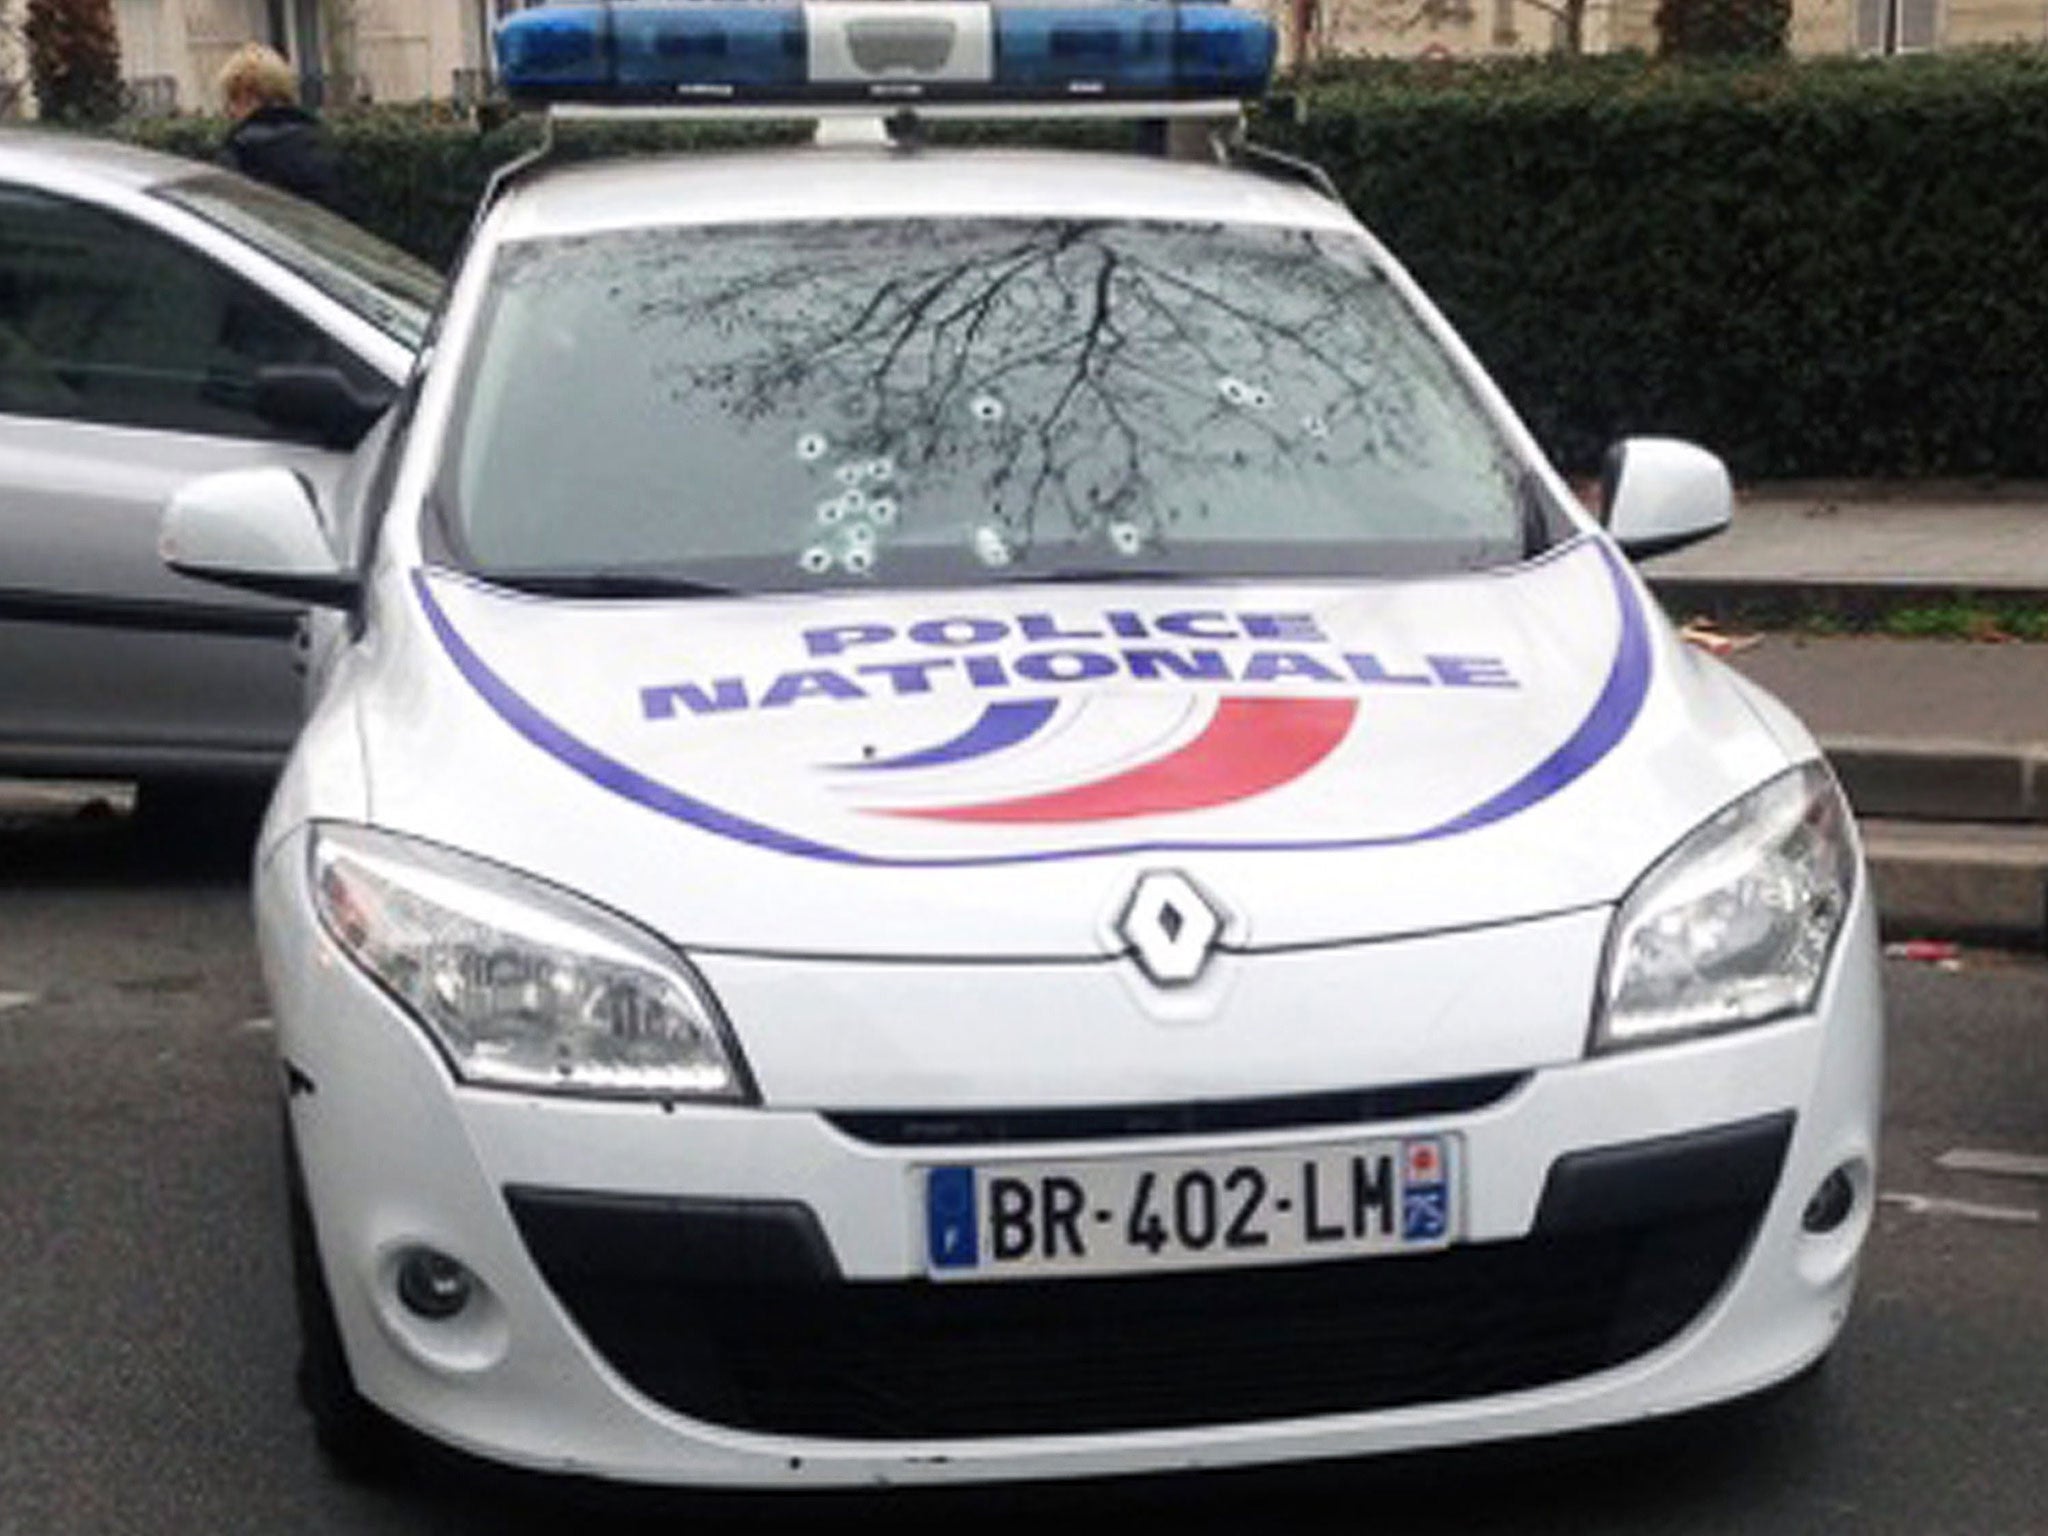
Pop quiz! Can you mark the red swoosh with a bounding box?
[885,697,1358,824]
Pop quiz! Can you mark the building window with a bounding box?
[1856,0,1940,53]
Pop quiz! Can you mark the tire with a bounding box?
[132,777,269,864]
[284,1114,406,1480]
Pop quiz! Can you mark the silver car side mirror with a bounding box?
[1600,437,1732,559]
[160,466,358,608]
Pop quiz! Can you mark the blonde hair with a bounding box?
[217,43,299,112]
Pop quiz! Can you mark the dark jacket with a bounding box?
[220,105,345,215]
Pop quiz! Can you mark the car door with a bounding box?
[0,178,373,781]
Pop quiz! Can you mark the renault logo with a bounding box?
[1118,872,1223,987]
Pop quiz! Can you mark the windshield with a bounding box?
[155,172,440,350]
[443,217,1558,592]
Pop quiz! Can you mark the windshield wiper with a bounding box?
[479,571,737,599]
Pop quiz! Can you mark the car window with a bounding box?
[153,172,439,353]
[0,182,380,440]
[440,217,1562,593]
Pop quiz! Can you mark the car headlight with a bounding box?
[1594,762,1857,1052]
[310,823,751,1101]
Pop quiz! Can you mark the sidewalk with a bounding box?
[1643,486,2048,953]
[1647,484,2048,610]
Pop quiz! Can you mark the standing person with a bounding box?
[216,43,346,215]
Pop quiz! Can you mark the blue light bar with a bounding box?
[495,1,1277,105]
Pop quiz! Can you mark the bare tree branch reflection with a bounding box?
[480,218,1521,577]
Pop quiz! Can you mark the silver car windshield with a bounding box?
[154,172,440,351]
[442,218,1557,593]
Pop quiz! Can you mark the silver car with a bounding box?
[0,129,436,800]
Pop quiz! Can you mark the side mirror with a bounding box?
[160,466,358,608]
[1600,437,1732,559]
[256,364,393,450]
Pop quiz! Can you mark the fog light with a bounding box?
[1802,1167,1856,1234]
[395,1247,475,1320]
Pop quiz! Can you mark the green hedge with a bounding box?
[1263,51,2048,477]
[124,105,807,269]
[121,51,2048,479]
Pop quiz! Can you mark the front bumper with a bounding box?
[255,833,1884,1489]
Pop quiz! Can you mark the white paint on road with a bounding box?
[0,991,36,1013]
[240,1017,275,1034]
[1881,1191,2042,1225]
[1937,1148,2048,1182]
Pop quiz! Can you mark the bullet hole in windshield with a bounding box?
[974,526,1013,567]
[1217,376,1274,411]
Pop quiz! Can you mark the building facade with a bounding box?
[0,0,23,116]
[108,0,517,112]
[1274,0,2048,59]
[0,0,536,116]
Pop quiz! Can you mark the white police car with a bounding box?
[161,0,1882,1490]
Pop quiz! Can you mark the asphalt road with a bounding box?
[2,792,2045,1536]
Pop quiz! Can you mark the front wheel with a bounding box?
[133,777,269,865]
[284,1113,405,1480]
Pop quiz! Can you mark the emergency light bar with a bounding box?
[495,0,1277,105]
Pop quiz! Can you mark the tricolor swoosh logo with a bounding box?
[858,696,1358,823]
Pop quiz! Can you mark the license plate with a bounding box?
[923,1135,1458,1281]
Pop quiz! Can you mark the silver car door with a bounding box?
[0,179,355,780]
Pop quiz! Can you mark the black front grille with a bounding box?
[826,1073,1528,1148]
[506,1114,1789,1441]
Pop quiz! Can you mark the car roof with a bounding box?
[490,143,1358,246]
[0,126,202,192]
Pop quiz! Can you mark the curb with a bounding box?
[1825,741,2048,950]
[1861,820,2048,953]
[1647,576,2048,629]
[1736,480,2048,504]
[1827,739,2048,826]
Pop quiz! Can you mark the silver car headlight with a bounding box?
[310,823,751,1101]
[1594,762,1857,1052]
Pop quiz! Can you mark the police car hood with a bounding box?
[360,538,1808,958]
